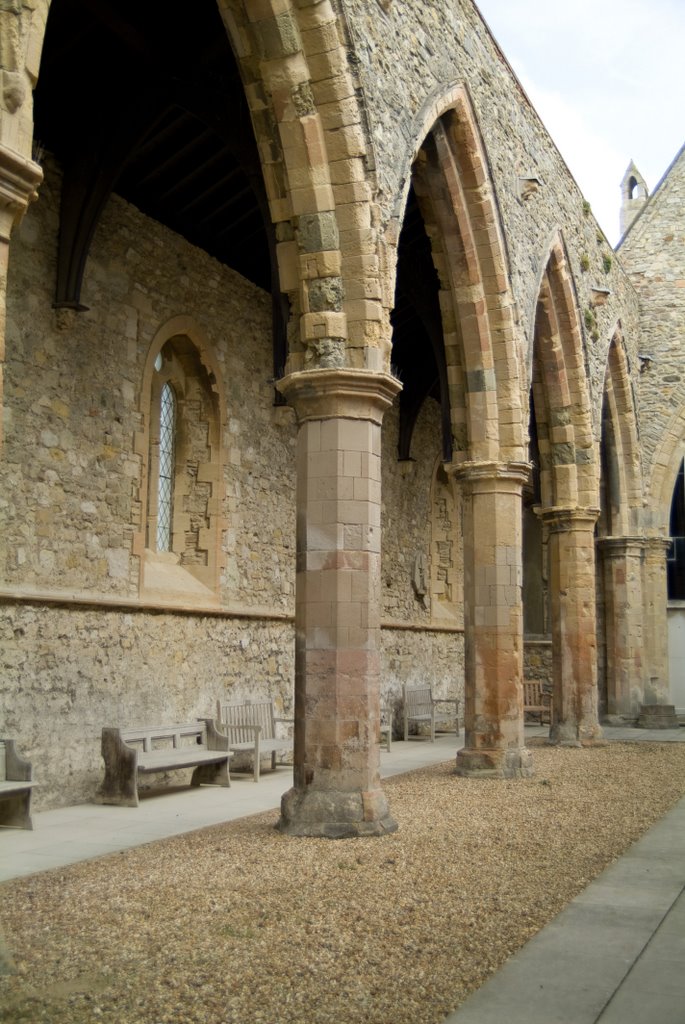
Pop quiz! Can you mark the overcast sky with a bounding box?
[474,0,685,245]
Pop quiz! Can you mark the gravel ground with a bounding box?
[2,740,685,1024]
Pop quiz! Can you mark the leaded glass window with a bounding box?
[156,381,176,552]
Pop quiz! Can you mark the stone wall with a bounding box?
[381,394,465,714]
[619,146,685,496]
[341,0,641,430]
[2,157,297,610]
[0,600,294,808]
[1,157,301,807]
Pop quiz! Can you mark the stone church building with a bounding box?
[0,0,683,835]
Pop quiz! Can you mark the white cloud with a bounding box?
[476,0,685,245]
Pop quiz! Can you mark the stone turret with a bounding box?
[620,161,649,237]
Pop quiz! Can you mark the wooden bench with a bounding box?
[0,739,37,830]
[380,705,393,752]
[216,699,293,782]
[402,685,460,742]
[523,680,552,724]
[96,720,231,807]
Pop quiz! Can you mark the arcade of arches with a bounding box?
[1,0,683,835]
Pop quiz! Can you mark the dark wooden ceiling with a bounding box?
[33,0,272,303]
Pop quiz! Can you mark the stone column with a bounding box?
[641,537,671,705]
[542,507,604,744]
[0,143,42,448]
[450,460,533,778]
[276,367,401,837]
[597,536,645,720]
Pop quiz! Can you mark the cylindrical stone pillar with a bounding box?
[597,536,645,720]
[451,460,533,778]
[542,507,604,744]
[276,368,401,837]
[641,537,671,705]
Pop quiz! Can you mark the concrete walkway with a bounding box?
[1,725,684,1024]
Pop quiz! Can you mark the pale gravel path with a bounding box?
[2,741,685,1024]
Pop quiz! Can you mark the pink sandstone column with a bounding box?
[452,461,533,778]
[276,368,401,837]
[641,537,671,705]
[542,507,604,744]
[598,536,645,719]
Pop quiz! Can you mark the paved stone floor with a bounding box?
[1,725,684,1024]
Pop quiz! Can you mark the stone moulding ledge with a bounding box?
[276,367,402,424]
[381,618,464,634]
[0,142,43,237]
[0,585,293,622]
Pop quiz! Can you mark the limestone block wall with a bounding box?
[341,0,641,428]
[2,157,297,608]
[381,397,465,712]
[619,146,685,494]
[0,601,294,809]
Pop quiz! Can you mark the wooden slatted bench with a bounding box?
[380,705,393,752]
[523,680,552,724]
[216,699,293,782]
[96,720,231,807]
[402,684,460,742]
[0,739,37,830]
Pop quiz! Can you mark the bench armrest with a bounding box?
[3,739,32,783]
[198,718,231,752]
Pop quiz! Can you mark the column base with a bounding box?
[455,746,534,778]
[277,785,398,839]
[636,704,679,729]
[549,722,606,746]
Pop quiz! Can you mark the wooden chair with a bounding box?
[523,680,552,725]
[402,685,459,742]
[379,705,393,752]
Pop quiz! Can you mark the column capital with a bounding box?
[596,535,646,556]
[447,459,531,490]
[540,505,600,532]
[276,367,401,425]
[642,535,672,558]
[0,142,42,241]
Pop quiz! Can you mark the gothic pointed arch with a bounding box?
[597,325,646,719]
[402,87,525,465]
[599,325,642,536]
[531,235,598,510]
[222,1,389,376]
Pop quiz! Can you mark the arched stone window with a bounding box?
[155,380,177,553]
[135,319,225,605]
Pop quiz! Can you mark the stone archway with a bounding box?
[597,327,646,719]
[531,237,603,743]
[397,88,531,778]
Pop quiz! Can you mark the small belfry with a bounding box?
[620,161,649,238]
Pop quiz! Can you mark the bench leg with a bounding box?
[0,791,33,830]
[191,760,231,788]
[96,768,139,807]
